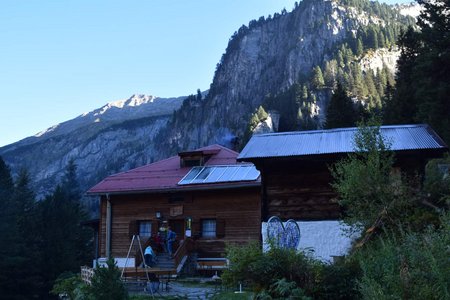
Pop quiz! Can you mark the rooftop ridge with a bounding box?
[254,124,430,138]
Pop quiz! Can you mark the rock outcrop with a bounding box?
[1,0,415,197]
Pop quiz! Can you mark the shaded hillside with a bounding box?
[0,94,184,197]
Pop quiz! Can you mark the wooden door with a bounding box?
[169,219,184,240]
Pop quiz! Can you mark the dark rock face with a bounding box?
[1,1,410,196]
[155,0,404,154]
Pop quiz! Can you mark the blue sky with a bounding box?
[0,0,413,147]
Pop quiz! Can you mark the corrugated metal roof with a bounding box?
[238,124,448,160]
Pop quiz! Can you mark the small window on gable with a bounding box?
[183,159,202,167]
[202,219,216,238]
[139,221,152,238]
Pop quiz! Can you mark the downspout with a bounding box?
[106,194,112,258]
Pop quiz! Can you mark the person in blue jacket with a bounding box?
[144,243,156,267]
[166,226,176,257]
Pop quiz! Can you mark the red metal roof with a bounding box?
[87,144,259,195]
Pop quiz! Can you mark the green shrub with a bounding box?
[51,272,89,300]
[423,154,450,207]
[88,257,128,300]
[314,257,361,300]
[356,212,450,300]
[264,278,312,300]
[221,242,263,288]
[222,242,321,296]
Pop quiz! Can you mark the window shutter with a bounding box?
[216,219,226,238]
[128,220,138,239]
[192,219,201,238]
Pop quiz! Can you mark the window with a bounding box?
[139,221,152,237]
[183,159,202,167]
[202,219,216,238]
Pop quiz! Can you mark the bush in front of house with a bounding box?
[312,257,361,300]
[356,211,450,300]
[88,257,129,300]
[51,272,90,300]
[221,242,322,298]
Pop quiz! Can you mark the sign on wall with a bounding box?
[170,205,183,217]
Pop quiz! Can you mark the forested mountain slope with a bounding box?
[155,0,415,154]
[1,0,417,196]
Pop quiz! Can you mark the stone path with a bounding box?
[154,281,217,299]
[132,279,222,299]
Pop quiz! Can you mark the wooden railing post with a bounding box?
[173,237,193,267]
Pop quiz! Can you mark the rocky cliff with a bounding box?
[0,94,184,197]
[0,0,417,197]
[155,0,415,155]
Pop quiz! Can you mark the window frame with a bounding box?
[138,220,152,238]
[201,219,217,238]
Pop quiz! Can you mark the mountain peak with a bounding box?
[94,94,157,116]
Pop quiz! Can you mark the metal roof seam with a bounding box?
[238,124,447,160]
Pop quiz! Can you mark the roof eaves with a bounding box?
[85,181,261,196]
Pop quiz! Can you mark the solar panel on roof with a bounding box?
[178,165,260,185]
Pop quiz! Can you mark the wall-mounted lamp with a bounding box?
[156,211,162,219]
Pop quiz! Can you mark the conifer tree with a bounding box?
[356,38,364,56]
[89,258,128,300]
[0,157,18,299]
[325,82,357,129]
[311,66,325,89]
[0,163,42,299]
[34,161,92,297]
[10,170,43,299]
[196,88,202,102]
[387,0,450,144]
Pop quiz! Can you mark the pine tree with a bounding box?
[325,82,357,129]
[414,0,450,143]
[356,38,364,56]
[10,169,43,299]
[34,161,92,297]
[89,258,129,300]
[196,88,202,102]
[364,69,379,106]
[0,157,19,299]
[387,0,450,145]
[324,60,338,87]
[378,30,386,48]
[311,66,325,89]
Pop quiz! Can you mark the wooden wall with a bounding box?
[261,160,340,221]
[98,187,261,259]
[256,151,435,221]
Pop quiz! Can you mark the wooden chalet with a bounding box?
[237,124,448,222]
[87,144,261,270]
[87,124,448,266]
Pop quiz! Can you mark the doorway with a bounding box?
[168,219,184,252]
[169,219,184,240]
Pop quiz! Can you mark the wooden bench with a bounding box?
[122,267,176,278]
[196,258,229,272]
[121,267,176,292]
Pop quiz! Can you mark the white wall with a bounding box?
[262,220,360,262]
